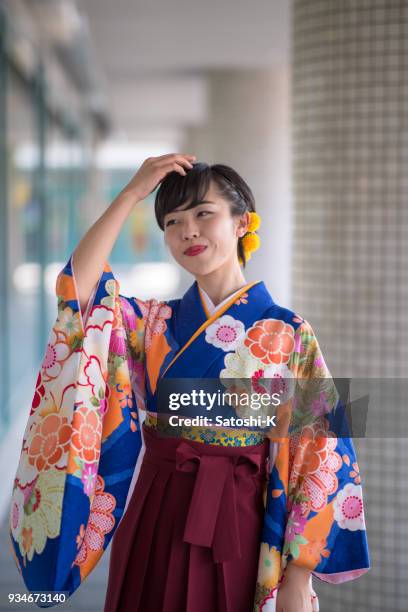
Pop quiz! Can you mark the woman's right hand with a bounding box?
[121,153,197,203]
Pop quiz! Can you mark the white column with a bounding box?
[182,68,292,307]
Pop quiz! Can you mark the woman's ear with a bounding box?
[236,211,250,237]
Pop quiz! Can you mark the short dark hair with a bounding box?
[154,161,256,267]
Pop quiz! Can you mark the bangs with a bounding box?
[154,162,213,230]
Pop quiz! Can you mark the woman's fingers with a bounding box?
[169,162,187,176]
[155,161,188,180]
[154,155,195,170]
[150,152,196,165]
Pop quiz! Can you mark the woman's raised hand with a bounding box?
[122,153,197,203]
[72,152,194,312]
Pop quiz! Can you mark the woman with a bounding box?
[9,154,370,611]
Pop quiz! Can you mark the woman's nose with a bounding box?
[182,220,199,240]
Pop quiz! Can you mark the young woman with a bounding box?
[9,153,370,611]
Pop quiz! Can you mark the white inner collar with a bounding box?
[198,284,244,314]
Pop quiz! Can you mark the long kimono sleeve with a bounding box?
[8,254,149,606]
[255,319,370,611]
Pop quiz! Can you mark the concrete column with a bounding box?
[182,67,292,306]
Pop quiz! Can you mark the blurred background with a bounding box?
[0,0,406,610]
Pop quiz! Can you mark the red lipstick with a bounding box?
[184,245,207,256]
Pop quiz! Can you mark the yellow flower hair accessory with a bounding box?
[247,211,261,232]
[238,211,261,265]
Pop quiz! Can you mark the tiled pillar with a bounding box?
[292,1,407,610]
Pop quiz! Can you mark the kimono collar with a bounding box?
[197,283,246,316]
[160,278,275,379]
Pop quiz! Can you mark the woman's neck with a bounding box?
[195,265,248,307]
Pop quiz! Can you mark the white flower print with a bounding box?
[54,306,81,339]
[221,343,295,403]
[15,469,65,562]
[220,342,259,377]
[205,315,245,351]
[101,279,116,309]
[220,342,295,421]
[41,329,70,381]
[333,483,365,531]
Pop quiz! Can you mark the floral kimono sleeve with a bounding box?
[8,254,149,603]
[255,319,370,611]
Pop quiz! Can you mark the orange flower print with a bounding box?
[305,537,330,565]
[292,427,329,476]
[134,298,172,349]
[244,319,295,366]
[73,475,116,565]
[289,419,342,514]
[27,413,72,471]
[234,292,248,306]
[76,524,85,550]
[21,527,33,556]
[117,381,133,410]
[349,462,361,484]
[72,406,102,463]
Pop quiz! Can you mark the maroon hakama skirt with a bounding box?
[104,423,269,612]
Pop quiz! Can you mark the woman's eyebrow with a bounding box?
[168,201,217,214]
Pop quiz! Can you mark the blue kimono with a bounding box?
[8,254,370,610]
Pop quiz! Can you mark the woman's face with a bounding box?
[163,181,249,277]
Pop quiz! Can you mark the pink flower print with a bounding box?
[73,475,116,565]
[314,355,325,368]
[286,504,307,542]
[205,315,246,351]
[252,364,295,405]
[109,328,127,355]
[10,487,25,540]
[99,395,109,418]
[120,297,137,330]
[311,391,331,417]
[252,369,268,394]
[129,358,144,390]
[269,373,289,398]
[294,332,303,354]
[134,299,172,349]
[81,462,98,496]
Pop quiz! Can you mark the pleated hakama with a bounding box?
[104,423,270,612]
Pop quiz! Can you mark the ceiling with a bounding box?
[4,0,291,143]
[78,0,291,139]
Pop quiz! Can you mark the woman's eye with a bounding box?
[166,211,211,227]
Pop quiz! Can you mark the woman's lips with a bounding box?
[184,245,208,256]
